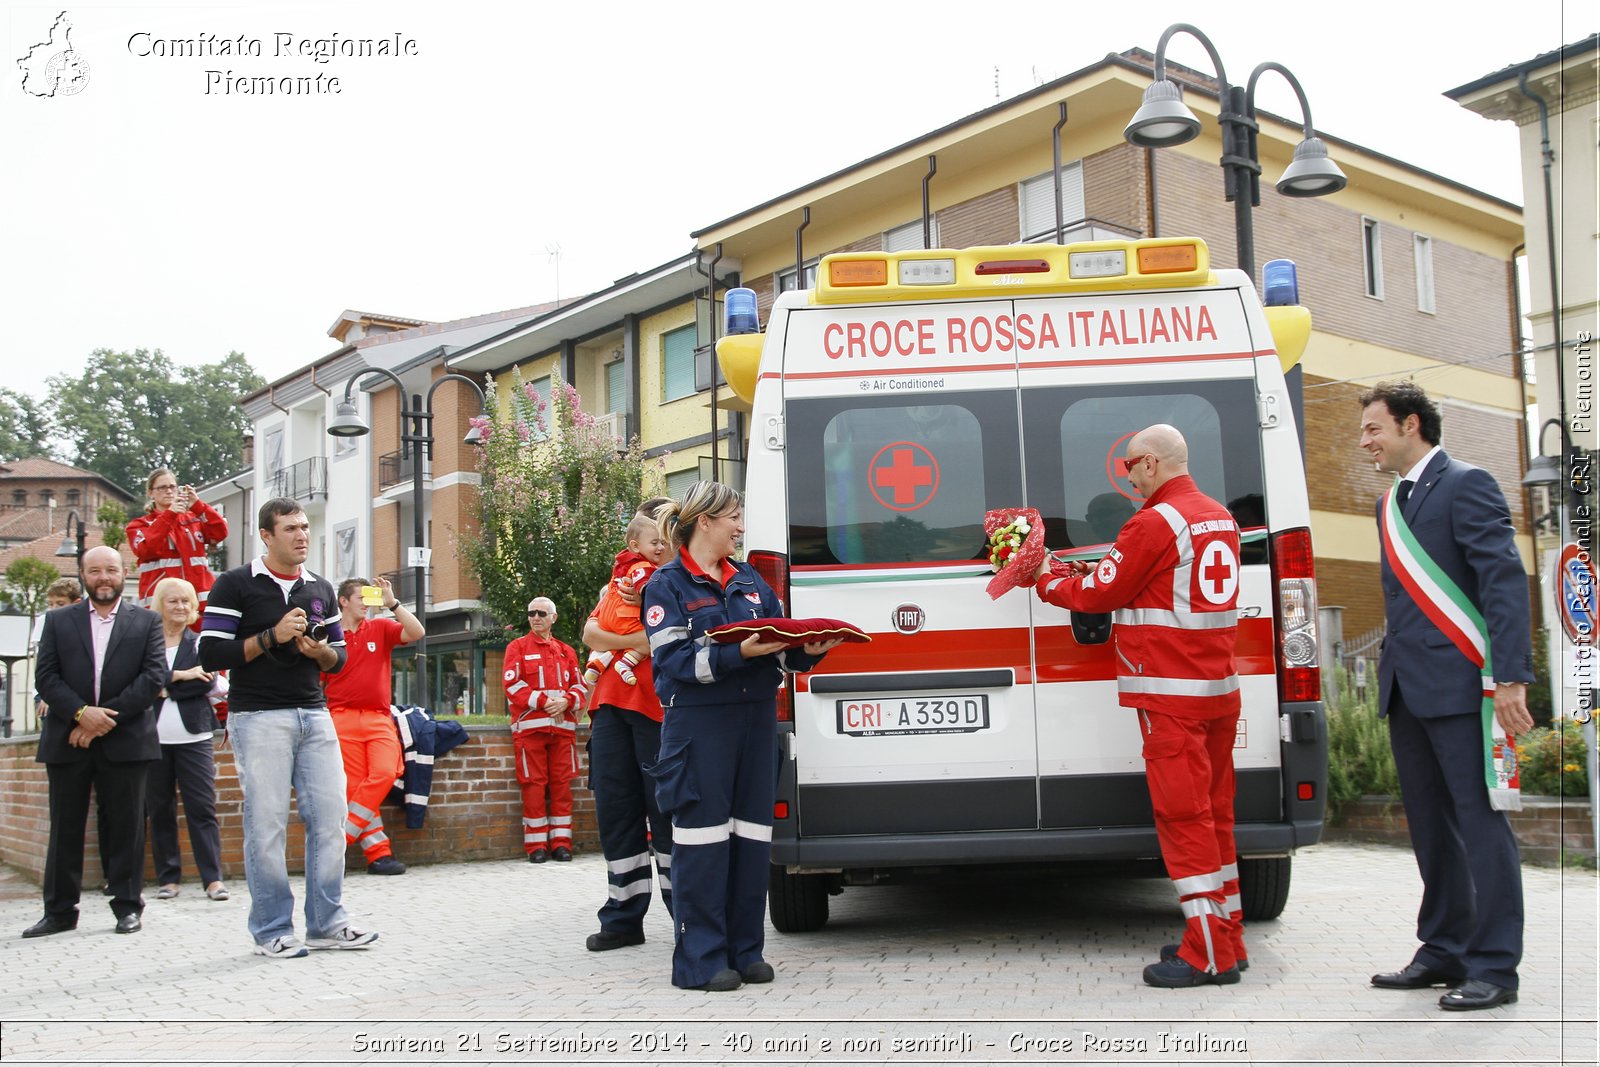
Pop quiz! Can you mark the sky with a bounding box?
[1,0,1591,401]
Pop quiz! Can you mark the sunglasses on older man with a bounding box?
[527,609,550,618]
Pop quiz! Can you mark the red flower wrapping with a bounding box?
[983,506,1046,600]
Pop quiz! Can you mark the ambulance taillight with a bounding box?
[750,549,795,722]
[1270,528,1320,703]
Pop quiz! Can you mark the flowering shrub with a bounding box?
[1515,720,1590,797]
[456,367,664,646]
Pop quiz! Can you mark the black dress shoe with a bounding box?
[114,914,142,934]
[1440,979,1518,1011]
[551,846,572,862]
[586,929,646,952]
[21,915,76,939]
[1371,961,1465,989]
[528,849,548,864]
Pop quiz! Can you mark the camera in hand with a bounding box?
[307,622,329,643]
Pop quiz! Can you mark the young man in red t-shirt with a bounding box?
[321,576,424,875]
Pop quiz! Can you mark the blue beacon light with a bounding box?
[725,287,760,335]
[1262,259,1299,307]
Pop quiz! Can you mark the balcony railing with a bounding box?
[378,449,422,491]
[381,567,425,610]
[268,456,328,503]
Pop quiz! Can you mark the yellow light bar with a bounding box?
[809,238,1212,303]
[829,259,888,287]
[1137,244,1198,274]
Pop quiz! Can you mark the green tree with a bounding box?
[3,556,60,619]
[96,500,128,551]
[0,387,48,461]
[45,348,264,494]
[458,369,664,648]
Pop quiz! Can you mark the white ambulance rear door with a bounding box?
[1012,284,1282,828]
[774,297,1045,836]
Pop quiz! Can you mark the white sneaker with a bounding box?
[306,927,379,950]
[253,935,308,959]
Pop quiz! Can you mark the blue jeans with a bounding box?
[228,706,351,944]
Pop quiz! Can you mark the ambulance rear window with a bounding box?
[1020,380,1267,564]
[786,393,1024,567]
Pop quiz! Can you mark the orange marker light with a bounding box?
[829,259,889,287]
[1137,245,1198,274]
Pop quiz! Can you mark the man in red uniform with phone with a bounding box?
[322,576,423,876]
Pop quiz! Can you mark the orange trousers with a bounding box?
[331,709,403,862]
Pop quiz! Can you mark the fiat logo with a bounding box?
[891,603,925,634]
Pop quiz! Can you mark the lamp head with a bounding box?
[55,534,77,558]
[1520,453,1562,490]
[1276,136,1347,197]
[1124,79,1201,148]
[327,399,370,437]
[463,423,484,447]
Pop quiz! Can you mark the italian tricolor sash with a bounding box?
[1380,480,1521,811]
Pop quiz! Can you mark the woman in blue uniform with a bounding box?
[643,482,840,992]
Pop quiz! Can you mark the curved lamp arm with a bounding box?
[1153,22,1230,95]
[339,365,408,406]
[1245,61,1317,137]
[424,372,486,409]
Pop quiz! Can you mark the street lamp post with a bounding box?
[1123,23,1348,279]
[328,368,485,711]
[1522,416,1599,857]
[1123,25,1347,443]
[54,508,88,570]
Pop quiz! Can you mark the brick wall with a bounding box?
[0,726,599,886]
[1081,143,1147,234]
[1328,796,1595,866]
[1316,557,1386,643]
[938,187,1020,250]
[1153,153,1518,371]
[1303,376,1529,530]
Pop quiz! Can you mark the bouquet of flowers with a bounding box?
[983,506,1046,600]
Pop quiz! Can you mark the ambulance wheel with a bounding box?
[768,866,829,933]
[1237,856,1291,921]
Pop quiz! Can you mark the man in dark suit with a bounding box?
[1358,381,1536,1011]
[25,545,166,937]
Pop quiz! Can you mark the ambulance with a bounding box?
[714,236,1327,932]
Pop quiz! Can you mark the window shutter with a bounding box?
[1019,163,1085,241]
[606,360,624,414]
[663,326,696,400]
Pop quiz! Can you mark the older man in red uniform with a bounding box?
[1034,424,1245,988]
[503,596,585,863]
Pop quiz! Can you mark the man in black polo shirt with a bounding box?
[199,497,377,959]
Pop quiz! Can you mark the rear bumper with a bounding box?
[772,697,1327,871]
[771,820,1320,870]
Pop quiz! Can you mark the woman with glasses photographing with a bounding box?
[126,468,228,628]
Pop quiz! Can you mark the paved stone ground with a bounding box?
[0,842,1594,1066]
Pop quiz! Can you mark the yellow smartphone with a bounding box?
[360,585,384,607]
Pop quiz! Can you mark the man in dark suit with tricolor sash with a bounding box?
[1357,381,1535,1012]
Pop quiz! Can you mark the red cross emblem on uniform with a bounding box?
[867,441,940,512]
[1198,541,1239,605]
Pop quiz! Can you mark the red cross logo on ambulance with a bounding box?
[868,441,940,512]
[1197,540,1239,605]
